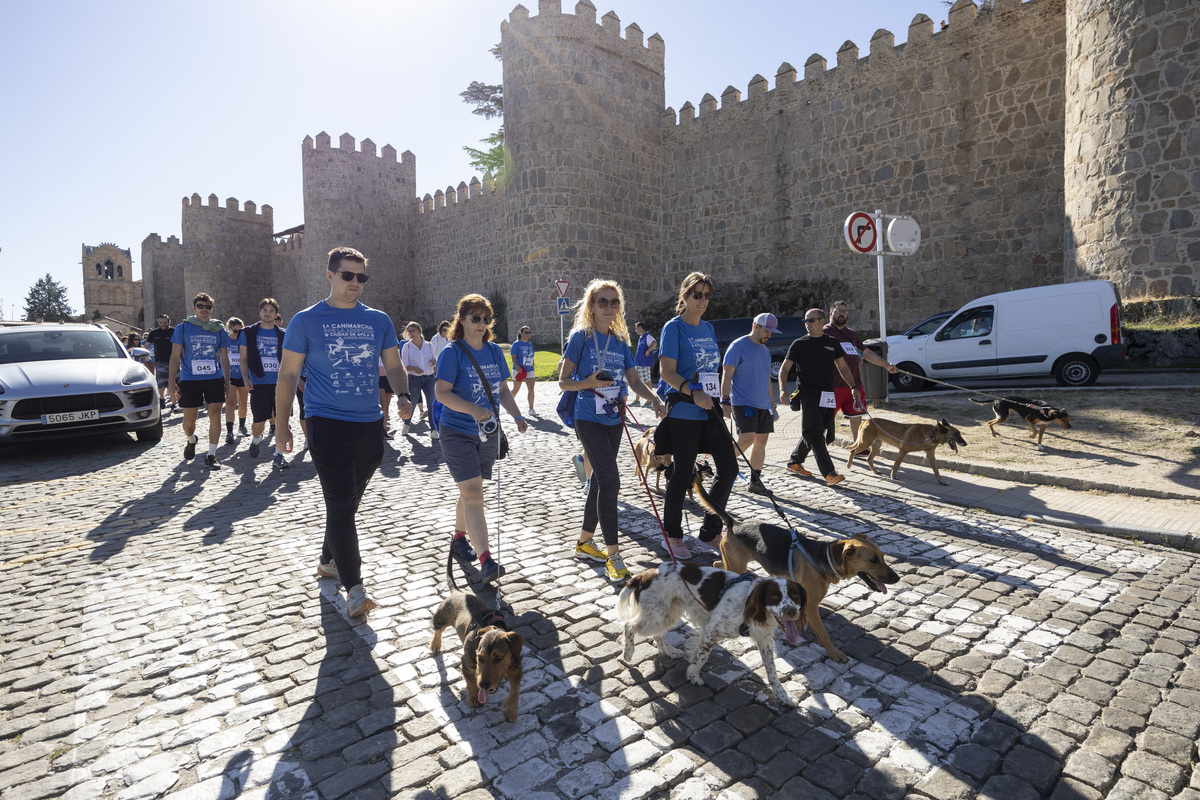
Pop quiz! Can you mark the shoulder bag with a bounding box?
[454,341,510,459]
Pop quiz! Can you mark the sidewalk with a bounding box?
[766,408,1200,552]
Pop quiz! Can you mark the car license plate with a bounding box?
[42,410,100,425]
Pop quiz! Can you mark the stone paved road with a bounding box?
[1,398,1198,800]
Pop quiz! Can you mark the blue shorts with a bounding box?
[440,426,499,483]
[155,362,170,389]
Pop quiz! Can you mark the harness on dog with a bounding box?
[716,572,757,605]
[467,608,508,634]
[789,529,829,583]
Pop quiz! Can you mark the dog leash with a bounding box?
[889,366,1050,411]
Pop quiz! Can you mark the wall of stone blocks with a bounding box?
[661,0,1067,334]
[1064,0,1199,297]
[179,195,276,325]
[269,235,308,324]
[140,234,185,326]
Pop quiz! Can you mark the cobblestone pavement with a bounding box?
[1,397,1199,800]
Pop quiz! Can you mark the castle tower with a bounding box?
[180,194,275,324]
[82,243,142,328]
[1064,0,1199,296]
[141,233,184,326]
[299,133,417,319]
[500,1,666,333]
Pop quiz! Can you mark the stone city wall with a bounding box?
[179,194,275,325]
[140,234,185,326]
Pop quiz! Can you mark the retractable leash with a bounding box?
[890,366,1049,411]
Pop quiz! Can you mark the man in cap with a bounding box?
[721,313,780,495]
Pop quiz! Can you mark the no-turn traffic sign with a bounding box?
[844,212,878,254]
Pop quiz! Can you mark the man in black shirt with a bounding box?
[777,308,859,485]
[145,314,175,411]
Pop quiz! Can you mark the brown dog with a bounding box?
[970,396,1071,451]
[632,425,672,491]
[430,592,524,722]
[847,416,967,486]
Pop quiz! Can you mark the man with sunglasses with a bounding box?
[721,312,780,495]
[168,293,232,469]
[275,247,412,619]
[509,326,536,416]
[777,308,858,486]
[146,314,175,411]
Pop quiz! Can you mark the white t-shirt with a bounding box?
[402,340,436,375]
[430,333,451,363]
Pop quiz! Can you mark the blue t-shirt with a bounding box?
[282,301,400,423]
[723,334,772,409]
[435,340,511,437]
[564,329,636,426]
[510,340,535,372]
[227,333,242,380]
[170,323,230,382]
[237,326,283,385]
[634,332,657,367]
[660,316,720,421]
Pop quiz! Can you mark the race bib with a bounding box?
[699,371,720,398]
[193,360,217,376]
[595,385,621,415]
[228,351,240,368]
[524,355,534,369]
[819,391,836,408]
[840,342,858,357]
[261,357,280,373]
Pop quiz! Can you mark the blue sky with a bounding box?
[0,0,948,319]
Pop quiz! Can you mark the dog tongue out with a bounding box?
[780,618,801,644]
[478,688,489,705]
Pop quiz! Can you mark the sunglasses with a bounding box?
[468,314,493,324]
[688,291,713,301]
[194,303,213,310]
[336,271,370,284]
[519,330,531,335]
[594,298,620,309]
[805,317,824,323]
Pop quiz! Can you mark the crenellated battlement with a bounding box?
[664,0,1043,129]
[142,233,182,249]
[416,174,501,215]
[273,232,304,254]
[302,132,413,167]
[501,0,665,75]
[181,193,274,223]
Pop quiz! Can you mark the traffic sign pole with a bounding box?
[876,209,887,343]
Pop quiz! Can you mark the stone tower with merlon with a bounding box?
[500,0,666,332]
[1064,0,1199,296]
[82,243,142,328]
[179,194,275,324]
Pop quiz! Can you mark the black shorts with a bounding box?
[179,378,226,408]
[250,383,278,423]
[732,405,775,435]
[379,376,393,393]
[297,389,306,421]
[230,377,245,388]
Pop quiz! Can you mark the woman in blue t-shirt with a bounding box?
[559,280,664,582]
[656,272,737,559]
[434,294,529,584]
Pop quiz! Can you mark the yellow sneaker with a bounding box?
[605,553,629,581]
[575,539,607,562]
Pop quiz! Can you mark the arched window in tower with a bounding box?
[104,260,114,279]
[116,264,123,277]
[95,263,102,276]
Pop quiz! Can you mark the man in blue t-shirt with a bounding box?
[721,312,780,496]
[168,293,231,469]
[239,298,288,468]
[275,247,411,619]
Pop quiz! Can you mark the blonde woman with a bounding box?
[558,279,664,581]
[656,272,736,558]
[435,294,529,583]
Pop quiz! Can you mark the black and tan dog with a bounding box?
[632,425,672,491]
[430,592,524,723]
[970,396,1071,451]
[697,494,899,662]
[846,416,967,486]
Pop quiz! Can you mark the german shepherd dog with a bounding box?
[846,417,967,486]
[970,396,1071,451]
[633,425,672,491]
[695,488,900,662]
[430,591,525,723]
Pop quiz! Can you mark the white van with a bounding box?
[887,280,1126,391]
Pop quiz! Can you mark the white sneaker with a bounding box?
[400,423,409,435]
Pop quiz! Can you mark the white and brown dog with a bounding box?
[617,563,806,706]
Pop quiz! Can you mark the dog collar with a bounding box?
[789,529,827,582]
[468,608,507,634]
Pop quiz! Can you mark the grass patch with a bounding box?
[49,743,79,763]
[497,343,564,381]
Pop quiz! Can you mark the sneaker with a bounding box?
[666,538,692,559]
[239,423,249,436]
[786,463,812,477]
[248,440,260,458]
[451,536,477,562]
[204,454,221,469]
[430,429,440,441]
[694,533,723,554]
[575,540,607,562]
[748,478,772,496]
[225,433,235,445]
[572,454,587,483]
[400,423,409,436]
[316,560,339,581]
[273,452,289,469]
[346,585,376,618]
[184,438,197,460]
[480,557,505,584]
[825,473,845,486]
[269,424,276,436]
[605,553,629,581]
[384,427,394,440]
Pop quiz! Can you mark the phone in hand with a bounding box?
[595,370,613,382]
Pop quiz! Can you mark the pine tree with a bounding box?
[461,44,507,180]
[24,273,75,322]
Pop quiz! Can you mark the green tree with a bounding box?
[24,273,74,322]
[460,44,507,180]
